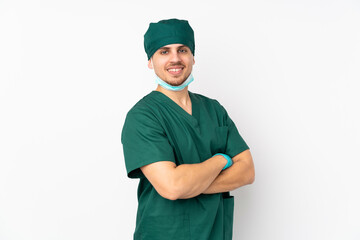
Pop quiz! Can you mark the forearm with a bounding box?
[174,155,227,199]
[202,154,255,194]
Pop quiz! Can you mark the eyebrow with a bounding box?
[158,45,187,51]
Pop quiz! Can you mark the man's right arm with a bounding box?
[140,155,227,200]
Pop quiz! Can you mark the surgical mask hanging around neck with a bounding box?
[155,73,194,91]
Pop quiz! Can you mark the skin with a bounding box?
[148,44,194,87]
[148,44,194,114]
[141,44,255,200]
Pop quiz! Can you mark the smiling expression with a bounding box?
[148,44,195,86]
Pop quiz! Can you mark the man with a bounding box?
[121,18,255,240]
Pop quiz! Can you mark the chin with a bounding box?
[169,79,186,86]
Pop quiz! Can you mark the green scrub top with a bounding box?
[121,90,249,240]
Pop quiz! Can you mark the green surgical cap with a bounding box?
[144,18,195,60]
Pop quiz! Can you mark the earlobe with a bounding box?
[148,59,153,69]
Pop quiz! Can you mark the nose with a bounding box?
[169,51,181,62]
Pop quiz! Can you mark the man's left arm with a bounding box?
[202,149,255,194]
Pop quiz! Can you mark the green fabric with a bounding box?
[144,18,195,60]
[121,91,249,240]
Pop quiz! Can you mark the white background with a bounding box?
[1,0,359,239]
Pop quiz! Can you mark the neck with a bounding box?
[155,85,190,106]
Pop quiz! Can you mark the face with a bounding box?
[148,44,195,86]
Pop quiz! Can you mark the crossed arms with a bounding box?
[140,149,255,200]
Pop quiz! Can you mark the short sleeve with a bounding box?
[121,108,175,179]
[216,101,250,158]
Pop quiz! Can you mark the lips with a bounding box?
[167,65,184,75]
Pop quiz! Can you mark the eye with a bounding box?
[178,48,188,53]
[160,50,168,55]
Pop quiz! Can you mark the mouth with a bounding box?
[167,66,184,76]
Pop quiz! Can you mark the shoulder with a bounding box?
[121,92,166,139]
[121,92,164,143]
[190,91,219,105]
[190,91,226,113]
[125,91,159,120]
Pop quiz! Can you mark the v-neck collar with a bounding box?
[151,90,198,124]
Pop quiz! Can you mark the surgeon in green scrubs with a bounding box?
[121,19,255,240]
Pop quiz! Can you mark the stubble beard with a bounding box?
[164,75,188,86]
[154,60,192,86]
[163,61,189,86]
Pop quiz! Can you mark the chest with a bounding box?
[156,105,229,165]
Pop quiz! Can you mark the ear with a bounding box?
[192,57,195,65]
[148,59,153,69]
